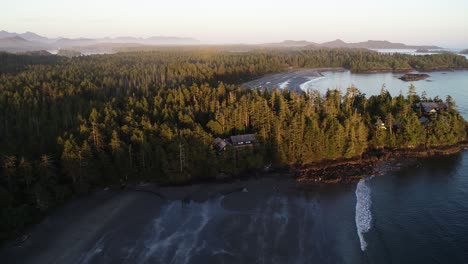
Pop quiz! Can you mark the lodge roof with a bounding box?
[419,102,447,113]
[230,134,256,144]
[214,137,229,150]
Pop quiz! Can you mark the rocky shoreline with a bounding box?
[296,141,468,183]
[134,139,468,188]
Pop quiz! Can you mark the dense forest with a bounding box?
[0,48,467,242]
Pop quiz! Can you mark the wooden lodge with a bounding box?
[417,102,447,115]
[213,134,257,151]
[230,134,257,147]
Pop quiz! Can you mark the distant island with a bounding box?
[258,39,443,50]
[416,48,452,54]
[460,49,468,54]
[399,73,430,81]
[416,49,431,53]
[317,39,442,49]
[57,49,82,58]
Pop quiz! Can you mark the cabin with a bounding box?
[375,119,387,130]
[417,102,447,115]
[214,138,229,151]
[230,134,257,147]
[214,134,257,152]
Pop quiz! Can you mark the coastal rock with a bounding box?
[398,73,430,81]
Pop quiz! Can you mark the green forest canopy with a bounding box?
[0,48,467,242]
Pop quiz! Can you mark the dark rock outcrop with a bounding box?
[398,73,430,81]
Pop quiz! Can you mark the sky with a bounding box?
[2,0,468,48]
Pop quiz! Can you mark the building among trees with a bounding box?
[418,102,447,115]
[214,138,229,151]
[230,134,257,147]
[375,119,387,130]
[214,134,257,151]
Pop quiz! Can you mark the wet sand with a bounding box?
[0,176,313,264]
[0,190,164,264]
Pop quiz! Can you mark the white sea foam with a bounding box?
[134,199,225,264]
[299,76,325,91]
[355,178,372,251]
[279,80,290,89]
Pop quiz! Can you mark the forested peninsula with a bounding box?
[1,48,467,242]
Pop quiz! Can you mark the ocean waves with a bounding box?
[355,178,373,251]
[299,76,325,90]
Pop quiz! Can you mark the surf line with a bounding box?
[355,176,373,251]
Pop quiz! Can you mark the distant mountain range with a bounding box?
[320,39,442,49]
[0,30,200,53]
[262,39,443,49]
[0,30,52,43]
[0,30,446,53]
[0,36,50,53]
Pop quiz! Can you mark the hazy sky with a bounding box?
[3,0,468,47]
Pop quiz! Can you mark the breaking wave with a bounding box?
[299,76,325,90]
[279,80,290,89]
[355,178,372,251]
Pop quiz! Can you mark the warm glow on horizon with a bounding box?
[2,0,468,48]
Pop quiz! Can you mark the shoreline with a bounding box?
[352,67,468,74]
[241,67,468,92]
[126,139,468,189]
[158,139,468,186]
[300,67,468,75]
[296,141,468,183]
[2,141,467,250]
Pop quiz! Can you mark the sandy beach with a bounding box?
[242,68,345,92]
[0,176,309,264]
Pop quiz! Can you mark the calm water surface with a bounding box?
[302,69,468,263]
[307,70,468,119]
